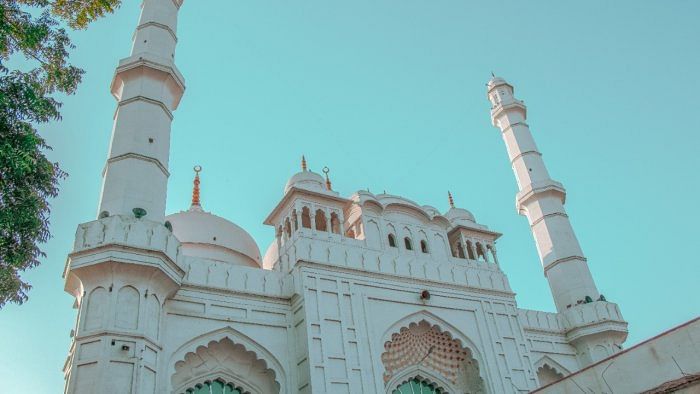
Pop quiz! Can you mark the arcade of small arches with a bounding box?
[450,239,498,264]
[277,205,345,244]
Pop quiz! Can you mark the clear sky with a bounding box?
[1,1,699,391]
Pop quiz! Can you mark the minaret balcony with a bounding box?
[490,100,527,125]
[64,215,184,298]
[515,179,567,214]
[110,52,186,110]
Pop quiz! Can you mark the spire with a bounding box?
[191,165,202,208]
[323,166,332,190]
[448,191,455,208]
[301,155,307,172]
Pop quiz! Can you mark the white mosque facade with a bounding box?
[61,1,700,393]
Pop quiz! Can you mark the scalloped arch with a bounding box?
[380,311,490,393]
[168,326,286,393]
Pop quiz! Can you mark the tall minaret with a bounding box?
[97,0,186,223]
[487,76,627,367]
[487,76,598,312]
[62,1,186,392]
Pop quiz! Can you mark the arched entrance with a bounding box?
[171,337,280,394]
[382,319,486,393]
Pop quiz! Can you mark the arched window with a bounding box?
[292,209,298,230]
[315,209,327,231]
[404,237,413,250]
[476,242,486,261]
[466,240,475,260]
[330,212,341,234]
[284,218,291,238]
[301,207,311,228]
[456,242,465,259]
[388,234,397,247]
[420,240,428,253]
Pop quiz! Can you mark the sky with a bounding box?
[1,1,699,391]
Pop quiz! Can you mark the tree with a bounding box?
[0,0,121,308]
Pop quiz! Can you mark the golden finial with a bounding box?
[301,155,307,172]
[322,166,332,190]
[448,191,455,208]
[192,165,202,207]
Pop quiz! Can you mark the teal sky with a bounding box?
[2,1,699,391]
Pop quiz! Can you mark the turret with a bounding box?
[487,76,627,366]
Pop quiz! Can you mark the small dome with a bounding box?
[487,75,507,89]
[284,170,326,194]
[444,207,476,223]
[166,208,261,267]
[262,240,278,270]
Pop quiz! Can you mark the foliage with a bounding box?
[0,0,120,307]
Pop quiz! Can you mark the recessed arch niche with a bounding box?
[171,337,280,394]
[381,319,486,393]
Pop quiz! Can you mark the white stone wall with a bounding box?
[534,318,700,393]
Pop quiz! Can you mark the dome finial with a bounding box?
[448,191,455,208]
[191,165,202,208]
[301,155,307,172]
[322,166,332,190]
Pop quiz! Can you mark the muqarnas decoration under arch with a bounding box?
[381,320,486,393]
[172,337,279,394]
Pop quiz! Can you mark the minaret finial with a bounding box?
[301,155,307,172]
[191,165,202,208]
[448,191,455,208]
[323,166,332,190]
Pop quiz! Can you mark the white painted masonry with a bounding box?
[61,2,698,393]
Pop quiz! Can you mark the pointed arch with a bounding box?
[455,242,465,259]
[386,367,453,394]
[168,326,286,394]
[466,240,475,260]
[534,355,569,387]
[84,286,108,330]
[291,209,298,231]
[380,311,490,394]
[115,285,139,330]
[301,206,311,229]
[475,242,486,261]
[315,209,327,231]
[330,212,341,234]
[284,218,291,238]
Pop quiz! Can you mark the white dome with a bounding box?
[262,240,278,270]
[445,207,476,223]
[166,208,261,267]
[284,170,326,194]
[487,76,507,89]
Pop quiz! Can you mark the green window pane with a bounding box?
[210,380,224,394]
[394,378,442,394]
[183,380,243,394]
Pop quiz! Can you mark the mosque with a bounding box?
[61,0,700,393]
